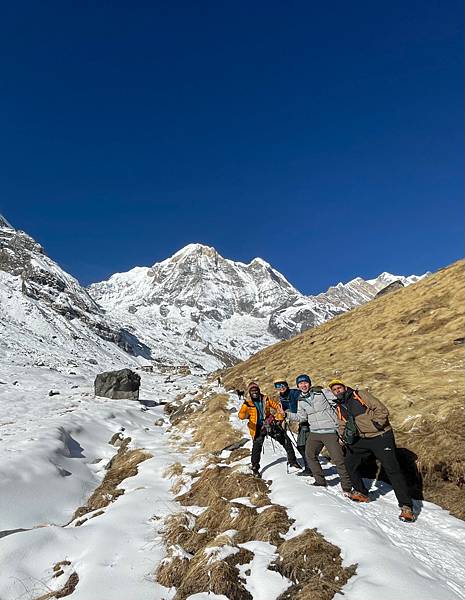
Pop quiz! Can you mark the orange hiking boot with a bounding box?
[345,490,371,503]
[399,506,416,522]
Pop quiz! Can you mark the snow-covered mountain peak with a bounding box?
[249,256,272,268]
[166,242,218,263]
[90,243,300,316]
[88,242,426,367]
[367,271,427,292]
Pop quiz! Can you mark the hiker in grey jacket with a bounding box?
[287,374,352,492]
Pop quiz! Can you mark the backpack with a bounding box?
[342,412,359,445]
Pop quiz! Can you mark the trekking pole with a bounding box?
[284,421,300,451]
[288,427,299,448]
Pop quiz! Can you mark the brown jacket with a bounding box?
[336,388,392,439]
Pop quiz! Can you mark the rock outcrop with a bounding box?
[94,369,141,400]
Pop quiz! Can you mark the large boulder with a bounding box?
[94,369,141,400]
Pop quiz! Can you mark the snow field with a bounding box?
[1,371,464,600]
[0,370,204,600]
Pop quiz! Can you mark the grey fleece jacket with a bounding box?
[287,387,339,433]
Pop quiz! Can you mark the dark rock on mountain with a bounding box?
[375,280,405,298]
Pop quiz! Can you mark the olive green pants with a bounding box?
[306,432,352,492]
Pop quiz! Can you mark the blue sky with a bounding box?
[1,1,462,294]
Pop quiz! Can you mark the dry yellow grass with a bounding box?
[173,537,254,600]
[395,407,464,517]
[177,393,242,454]
[156,549,190,590]
[272,529,357,600]
[161,511,207,554]
[224,260,464,422]
[170,475,190,495]
[163,462,185,479]
[223,260,464,516]
[176,464,270,508]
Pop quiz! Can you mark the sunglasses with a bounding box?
[274,382,287,389]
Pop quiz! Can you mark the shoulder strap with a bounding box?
[320,389,338,415]
[353,390,368,407]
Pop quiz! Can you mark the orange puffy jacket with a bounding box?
[238,394,285,438]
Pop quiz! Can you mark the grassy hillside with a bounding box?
[223,259,464,517]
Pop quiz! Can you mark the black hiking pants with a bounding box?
[344,430,412,508]
[297,423,311,471]
[251,424,297,469]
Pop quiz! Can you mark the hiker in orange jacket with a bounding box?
[239,382,300,476]
[329,379,416,523]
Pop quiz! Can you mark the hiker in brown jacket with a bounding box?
[329,380,416,523]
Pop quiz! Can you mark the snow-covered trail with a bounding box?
[1,372,464,600]
[228,392,465,600]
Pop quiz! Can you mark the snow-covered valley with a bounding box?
[1,217,462,600]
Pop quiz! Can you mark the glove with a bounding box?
[261,414,275,434]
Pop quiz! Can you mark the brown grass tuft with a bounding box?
[226,448,251,463]
[170,475,190,495]
[176,465,270,507]
[177,393,240,454]
[163,462,185,479]
[194,497,257,543]
[272,529,357,600]
[252,504,293,546]
[156,546,191,589]
[35,572,79,600]
[72,439,151,520]
[396,407,465,518]
[173,534,254,600]
[162,511,208,554]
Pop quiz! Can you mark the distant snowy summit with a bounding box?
[88,242,426,368]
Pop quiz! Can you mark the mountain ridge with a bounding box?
[1,220,426,371]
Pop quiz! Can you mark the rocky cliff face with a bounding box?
[0,220,150,360]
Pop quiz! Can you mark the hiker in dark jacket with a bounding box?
[287,374,352,492]
[329,379,416,523]
[239,382,300,476]
[274,377,312,476]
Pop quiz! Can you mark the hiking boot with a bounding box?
[288,461,301,470]
[296,468,313,477]
[399,506,416,522]
[251,466,261,477]
[312,481,327,487]
[346,490,370,503]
